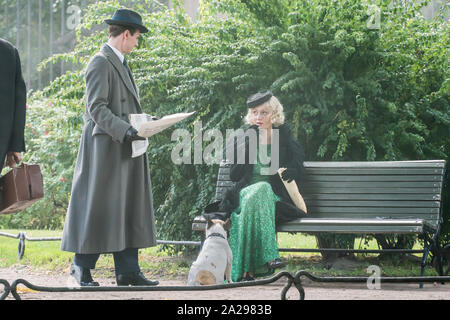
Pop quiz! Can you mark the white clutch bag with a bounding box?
[277,168,307,213]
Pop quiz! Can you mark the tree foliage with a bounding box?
[1,0,448,252]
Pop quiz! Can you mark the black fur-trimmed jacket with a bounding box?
[204,124,307,225]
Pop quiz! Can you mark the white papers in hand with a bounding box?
[136,111,195,138]
[128,111,195,158]
[129,114,151,158]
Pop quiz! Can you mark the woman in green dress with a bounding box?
[221,91,307,282]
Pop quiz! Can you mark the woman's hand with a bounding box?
[280,167,296,183]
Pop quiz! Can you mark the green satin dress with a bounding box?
[229,144,281,282]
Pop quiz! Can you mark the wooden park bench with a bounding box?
[192,160,447,278]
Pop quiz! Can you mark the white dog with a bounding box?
[187,218,233,285]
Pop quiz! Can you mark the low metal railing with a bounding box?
[1,271,449,300]
[0,231,201,259]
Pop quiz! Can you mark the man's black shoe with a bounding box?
[70,263,100,287]
[116,272,159,286]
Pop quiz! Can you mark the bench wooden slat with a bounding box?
[306,200,440,208]
[308,206,438,214]
[302,187,441,194]
[277,223,426,234]
[277,218,440,233]
[216,181,234,188]
[280,218,425,225]
[305,181,442,188]
[303,160,445,168]
[302,209,437,221]
[305,168,444,175]
[305,175,443,182]
[304,193,440,201]
[192,216,438,233]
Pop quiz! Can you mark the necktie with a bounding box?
[123,57,129,70]
[123,58,137,93]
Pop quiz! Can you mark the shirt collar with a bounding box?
[106,43,125,64]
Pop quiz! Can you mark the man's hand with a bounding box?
[5,152,22,168]
[124,127,146,143]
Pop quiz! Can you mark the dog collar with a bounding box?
[207,233,226,240]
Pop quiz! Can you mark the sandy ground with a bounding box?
[1,266,449,300]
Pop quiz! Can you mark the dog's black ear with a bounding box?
[224,218,232,231]
[207,216,214,229]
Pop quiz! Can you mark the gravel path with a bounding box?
[1,266,449,300]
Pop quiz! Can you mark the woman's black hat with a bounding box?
[105,9,149,33]
[246,90,273,108]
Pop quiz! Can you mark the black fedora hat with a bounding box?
[105,9,149,33]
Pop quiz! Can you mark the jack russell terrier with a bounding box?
[187,218,233,285]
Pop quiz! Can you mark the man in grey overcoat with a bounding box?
[61,9,158,287]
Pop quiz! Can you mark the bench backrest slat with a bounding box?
[303,160,445,167]
[214,160,446,230]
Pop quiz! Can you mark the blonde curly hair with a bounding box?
[244,95,285,127]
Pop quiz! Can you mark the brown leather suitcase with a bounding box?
[0,164,44,215]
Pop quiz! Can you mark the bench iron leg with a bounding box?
[420,233,432,289]
[431,235,445,283]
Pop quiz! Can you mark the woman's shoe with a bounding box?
[242,273,255,281]
[267,258,286,269]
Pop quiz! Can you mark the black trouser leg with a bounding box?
[113,248,140,276]
[74,248,140,275]
[73,253,100,270]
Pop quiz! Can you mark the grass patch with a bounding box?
[0,230,191,279]
[276,232,437,277]
[0,230,72,271]
[0,229,438,279]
